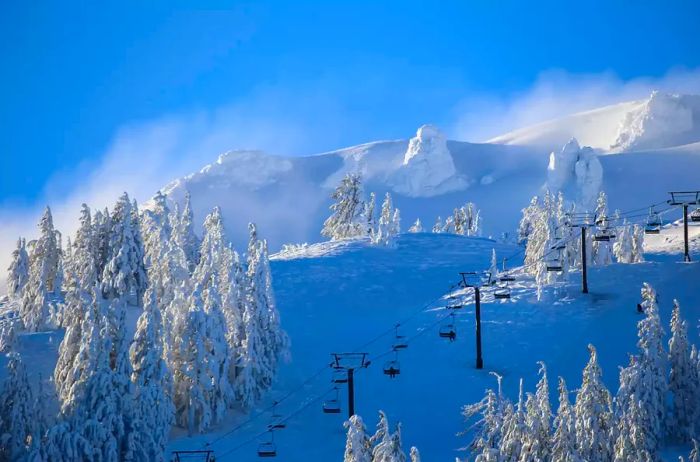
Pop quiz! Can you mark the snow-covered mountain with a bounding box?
[489,91,700,153]
[159,92,700,252]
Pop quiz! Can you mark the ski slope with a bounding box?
[161,232,700,461]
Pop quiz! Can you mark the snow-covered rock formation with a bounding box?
[611,92,700,152]
[547,138,602,210]
[390,124,467,197]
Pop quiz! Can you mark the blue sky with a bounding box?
[1,0,700,206]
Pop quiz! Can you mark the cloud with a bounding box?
[450,67,700,142]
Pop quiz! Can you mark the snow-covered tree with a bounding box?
[632,283,667,451]
[520,363,552,461]
[171,191,200,273]
[344,415,372,462]
[375,193,400,246]
[668,299,699,442]
[551,377,581,462]
[408,219,423,233]
[461,202,481,237]
[20,207,61,331]
[500,379,528,461]
[632,224,645,263]
[6,237,29,298]
[322,173,365,240]
[613,220,634,263]
[373,421,407,462]
[363,192,377,238]
[489,249,499,281]
[592,191,612,266]
[0,353,44,460]
[54,204,98,403]
[463,372,507,459]
[101,192,147,306]
[442,215,454,234]
[613,355,654,462]
[432,216,443,233]
[689,439,700,462]
[518,196,540,244]
[409,447,420,462]
[92,207,112,280]
[574,345,614,462]
[129,287,175,460]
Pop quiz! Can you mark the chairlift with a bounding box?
[322,388,342,414]
[691,208,700,223]
[551,238,567,250]
[392,324,408,350]
[593,228,616,242]
[383,350,401,378]
[438,313,457,341]
[171,450,216,462]
[645,208,662,234]
[331,369,348,384]
[268,402,286,430]
[499,259,516,282]
[494,283,511,300]
[545,253,563,272]
[257,431,277,458]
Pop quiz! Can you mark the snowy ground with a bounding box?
[159,232,700,461]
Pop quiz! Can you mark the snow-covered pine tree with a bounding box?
[518,196,540,245]
[432,216,443,233]
[592,191,612,266]
[613,220,634,264]
[129,287,175,461]
[375,192,398,246]
[500,379,527,461]
[408,219,423,233]
[54,204,98,403]
[613,355,654,462]
[463,202,481,237]
[520,362,552,461]
[321,173,365,241]
[0,352,43,460]
[489,249,499,281]
[453,208,466,235]
[7,237,29,298]
[101,192,147,306]
[551,377,581,462]
[344,415,372,462]
[632,224,645,263]
[364,192,377,238]
[20,207,61,331]
[633,283,668,451]
[409,446,420,462]
[372,421,407,462]
[668,299,699,442]
[574,345,614,462]
[92,207,112,281]
[171,191,200,273]
[442,215,454,234]
[689,439,700,462]
[463,372,507,459]
[391,208,401,238]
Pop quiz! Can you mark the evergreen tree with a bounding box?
[409,446,420,462]
[613,355,654,462]
[500,379,527,461]
[375,193,399,246]
[20,207,61,331]
[518,196,540,244]
[574,345,614,462]
[171,191,200,273]
[129,287,175,461]
[7,237,29,298]
[55,204,98,403]
[372,421,407,462]
[632,224,645,263]
[592,191,612,266]
[321,173,365,240]
[551,378,581,462]
[0,353,43,460]
[432,216,443,233]
[92,207,112,281]
[344,415,372,462]
[613,220,634,263]
[101,193,147,306]
[463,372,507,458]
[521,362,552,461]
[668,300,698,442]
[363,192,377,238]
[408,219,423,233]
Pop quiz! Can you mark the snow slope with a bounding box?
[489,92,700,153]
[159,232,700,461]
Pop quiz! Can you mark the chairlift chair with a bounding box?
[494,283,511,300]
[392,324,408,350]
[499,259,516,282]
[257,432,277,458]
[383,351,401,378]
[268,403,286,430]
[691,208,700,223]
[438,313,457,341]
[545,255,563,272]
[331,369,348,384]
[322,388,342,414]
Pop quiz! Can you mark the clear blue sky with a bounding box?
[2,0,699,204]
